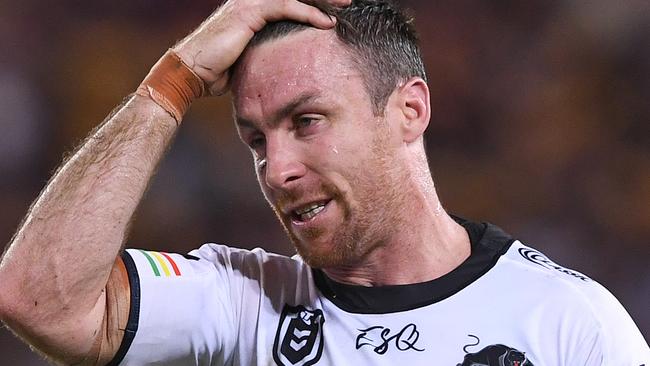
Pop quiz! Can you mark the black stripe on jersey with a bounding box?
[106,250,141,366]
[312,216,515,314]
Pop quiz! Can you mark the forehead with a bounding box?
[231,28,361,120]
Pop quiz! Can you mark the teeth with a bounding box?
[295,203,323,215]
[294,202,326,221]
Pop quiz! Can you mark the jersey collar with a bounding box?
[312,216,515,314]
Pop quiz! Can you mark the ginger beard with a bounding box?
[265,121,408,269]
[230,29,413,269]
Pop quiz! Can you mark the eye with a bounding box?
[294,115,323,136]
[296,116,317,128]
[248,135,266,150]
[246,134,267,170]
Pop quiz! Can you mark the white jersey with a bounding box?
[109,218,650,366]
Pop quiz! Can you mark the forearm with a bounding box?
[0,0,347,363]
[0,94,176,361]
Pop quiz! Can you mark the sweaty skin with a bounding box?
[231,29,471,285]
[0,0,349,364]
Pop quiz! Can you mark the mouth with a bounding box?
[289,199,331,223]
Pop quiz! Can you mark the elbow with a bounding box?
[0,285,10,326]
[0,267,23,325]
[0,266,7,321]
[0,248,34,326]
[0,248,17,323]
[0,296,5,325]
[0,272,12,324]
[0,273,34,339]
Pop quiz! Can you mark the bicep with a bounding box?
[0,257,128,366]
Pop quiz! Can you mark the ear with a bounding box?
[393,77,431,143]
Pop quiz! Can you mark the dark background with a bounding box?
[1,0,648,363]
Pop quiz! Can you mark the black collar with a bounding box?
[312,216,515,314]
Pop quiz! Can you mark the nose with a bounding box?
[263,136,307,190]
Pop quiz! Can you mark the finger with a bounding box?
[304,0,352,6]
[324,0,352,6]
[268,0,337,29]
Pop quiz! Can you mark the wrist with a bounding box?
[135,50,207,124]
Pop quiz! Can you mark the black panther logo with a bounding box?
[457,335,534,366]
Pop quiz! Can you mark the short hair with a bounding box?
[247,0,427,115]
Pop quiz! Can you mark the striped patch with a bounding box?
[138,250,182,277]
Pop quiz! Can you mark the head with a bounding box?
[247,0,428,115]
[231,0,432,269]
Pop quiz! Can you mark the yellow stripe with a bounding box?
[150,251,171,277]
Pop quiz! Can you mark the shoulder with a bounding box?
[124,243,311,285]
[498,240,621,314]
[499,240,593,287]
[187,243,312,281]
[189,243,303,266]
[495,240,649,363]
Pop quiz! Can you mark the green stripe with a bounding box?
[138,250,160,276]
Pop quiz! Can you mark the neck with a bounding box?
[323,158,471,286]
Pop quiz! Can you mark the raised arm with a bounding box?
[0,0,347,364]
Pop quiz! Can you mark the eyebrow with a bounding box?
[235,91,321,130]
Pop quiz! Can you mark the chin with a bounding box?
[292,236,356,269]
[277,211,357,268]
[298,250,345,269]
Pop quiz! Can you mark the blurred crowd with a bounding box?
[1,0,648,363]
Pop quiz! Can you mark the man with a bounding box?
[0,0,647,365]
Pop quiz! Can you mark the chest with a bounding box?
[236,299,569,366]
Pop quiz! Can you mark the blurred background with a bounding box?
[1,0,648,363]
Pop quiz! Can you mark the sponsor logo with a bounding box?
[356,323,425,355]
[273,304,325,366]
[518,248,590,281]
[458,334,534,366]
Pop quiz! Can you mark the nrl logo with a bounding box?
[273,304,325,366]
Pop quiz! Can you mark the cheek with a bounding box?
[314,154,363,200]
[309,128,375,176]
[319,128,365,162]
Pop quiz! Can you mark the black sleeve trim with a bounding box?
[106,251,141,366]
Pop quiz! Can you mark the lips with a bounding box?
[288,199,331,222]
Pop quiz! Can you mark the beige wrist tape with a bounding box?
[136,50,206,123]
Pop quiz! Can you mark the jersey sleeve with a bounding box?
[108,245,243,366]
[575,281,650,366]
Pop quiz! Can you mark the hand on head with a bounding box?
[173,0,352,96]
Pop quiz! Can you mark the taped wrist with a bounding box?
[136,49,206,124]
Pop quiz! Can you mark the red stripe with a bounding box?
[161,252,182,276]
